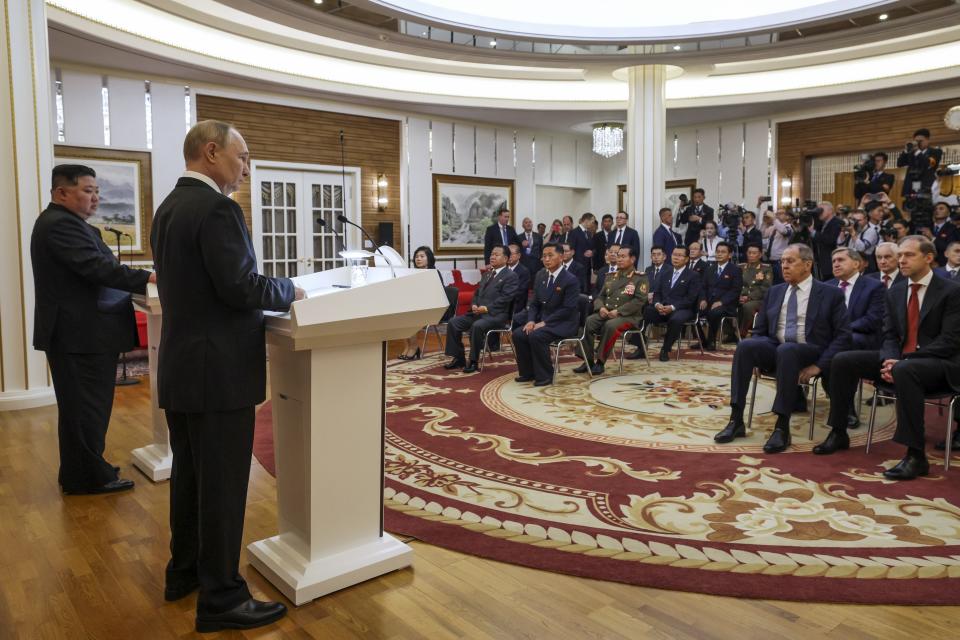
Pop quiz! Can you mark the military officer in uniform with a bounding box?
[738,244,773,337]
[575,246,649,375]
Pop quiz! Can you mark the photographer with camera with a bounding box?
[677,188,714,247]
[845,201,884,272]
[812,201,841,280]
[764,208,794,284]
[853,152,895,202]
[925,202,960,265]
[897,128,943,204]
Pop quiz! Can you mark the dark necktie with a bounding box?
[882,274,891,288]
[903,283,922,354]
[950,269,959,280]
[615,229,623,245]
[840,280,850,307]
[784,286,799,343]
[547,274,555,290]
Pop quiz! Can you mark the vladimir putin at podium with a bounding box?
[31,164,155,496]
[151,120,304,633]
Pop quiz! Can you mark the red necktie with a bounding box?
[903,283,922,354]
[882,275,890,288]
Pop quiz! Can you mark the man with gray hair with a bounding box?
[714,243,850,453]
[826,247,885,350]
[866,241,903,289]
[152,120,303,632]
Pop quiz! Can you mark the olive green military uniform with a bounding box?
[583,270,649,363]
[738,262,773,336]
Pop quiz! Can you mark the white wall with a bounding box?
[535,185,591,221]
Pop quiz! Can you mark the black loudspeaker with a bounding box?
[378,222,394,247]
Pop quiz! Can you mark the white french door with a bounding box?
[252,166,358,277]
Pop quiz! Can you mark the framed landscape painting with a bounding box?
[53,146,153,256]
[433,174,514,255]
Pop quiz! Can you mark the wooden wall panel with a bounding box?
[777,97,960,206]
[196,95,401,248]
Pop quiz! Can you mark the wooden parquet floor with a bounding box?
[1,340,958,639]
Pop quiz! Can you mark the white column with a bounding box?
[625,65,667,259]
[0,0,55,410]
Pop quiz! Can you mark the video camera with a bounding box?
[853,154,876,183]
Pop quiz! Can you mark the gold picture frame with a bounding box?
[432,174,515,255]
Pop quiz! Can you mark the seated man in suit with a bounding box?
[513,243,580,386]
[609,211,641,257]
[594,242,621,297]
[483,209,518,265]
[941,240,960,281]
[642,246,702,362]
[575,246,648,374]
[714,244,850,453]
[653,208,683,257]
[866,241,903,289]
[688,241,707,274]
[698,241,743,350]
[826,248,885,349]
[738,244,773,337]
[815,236,960,477]
[444,246,518,373]
[626,246,671,360]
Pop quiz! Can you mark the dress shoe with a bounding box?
[625,348,646,360]
[934,434,960,451]
[572,362,591,374]
[714,419,746,443]
[812,429,850,455]
[846,411,861,429]
[514,375,535,383]
[195,598,287,633]
[882,455,930,481]
[763,428,791,454]
[658,350,670,362]
[443,358,465,370]
[534,379,552,387]
[462,362,478,374]
[164,580,200,602]
[64,478,135,495]
[590,362,605,375]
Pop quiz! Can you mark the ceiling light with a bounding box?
[592,123,624,158]
[672,45,681,51]
[878,13,888,20]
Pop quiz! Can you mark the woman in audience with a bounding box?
[546,219,564,243]
[700,220,721,261]
[399,246,444,359]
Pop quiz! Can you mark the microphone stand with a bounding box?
[338,130,347,268]
[111,229,140,386]
[338,214,396,279]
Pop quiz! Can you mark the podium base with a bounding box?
[131,444,172,482]
[248,533,413,606]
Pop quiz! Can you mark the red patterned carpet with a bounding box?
[254,348,960,605]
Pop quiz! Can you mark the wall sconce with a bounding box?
[780,175,793,206]
[377,173,388,211]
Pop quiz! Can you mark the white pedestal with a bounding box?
[131,286,171,482]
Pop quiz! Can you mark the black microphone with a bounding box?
[316,217,344,254]
[104,226,131,238]
[337,214,396,278]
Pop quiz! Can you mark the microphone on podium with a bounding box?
[337,214,396,279]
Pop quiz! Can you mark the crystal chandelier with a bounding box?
[592,123,624,158]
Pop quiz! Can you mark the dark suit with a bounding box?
[643,266,702,354]
[897,146,944,200]
[483,222,518,264]
[607,226,641,259]
[678,204,714,247]
[827,274,960,448]
[701,261,743,345]
[932,222,960,265]
[867,270,904,289]
[653,224,682,255]
[518,230,542,276]
[592,228,610,271]
[814,217,841,280]
[825,275,885,349]
[562,260,588,294]
[568,226,592,291]
[730,279,850,417]
[31,203,151,492]
[854,171,895,201]
[509,263,530,311]
[740,226,763,252]
[152,177,295,616]
[689,257,708,275]
[445,267,518,364]
[512,268,580,382]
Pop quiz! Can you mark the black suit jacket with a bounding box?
[645,264,672,293]
[568,226,592,268]
[897,146,944,197]
[608,226,641,258]
[653,225,682,256]
[151,178,296,412]
[471,267,519,323]
[31,203,150,353]
[826,275,885,349]
[508,263,531,311]
[881,276,960,391]
[932,222,960,264]
[754,280,851,371]
[678,204,714,246]
[654,267,702,312]
[814,217,841,279]
[526,268,580,337]
[592,229,609,271]
[866,270,904,288]
[563,260,588,293]
[703,262,743,310]
[854,172,895,200]
[483,222,519,264]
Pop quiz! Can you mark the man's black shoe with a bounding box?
[934,434,960,451]
[625,348,646,360]
[462,362,478,374]
[572,362,591,374]
[443,358,465,370]
[714,419,746,443]
[847,410,861,429]
[658,350,670,362]
[534,379,552,387]
[590,362,605,375]
[64,478,135,495]
[514,375,535,383]
[883,455,929,481]
[812,429,850,455]
[195,599,287,633]
[164,581,200,602]
[763,428,791,454]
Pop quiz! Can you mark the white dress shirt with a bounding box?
[880,270,898,288]
[182,170,222,194]
[838,272,859,307]
[776,275,814,344]
[906,269,934,311]
[613,225,627,245]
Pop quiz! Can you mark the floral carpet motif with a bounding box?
[254,350,960,604]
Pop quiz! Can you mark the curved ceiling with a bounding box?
[367,0,891,40]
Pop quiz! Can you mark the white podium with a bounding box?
[248,266,447,605]
[130,283,172,482]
